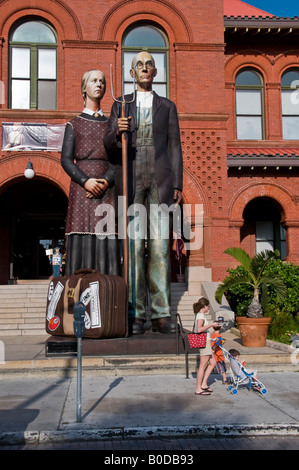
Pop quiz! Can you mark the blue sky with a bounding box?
[248,0,299,17]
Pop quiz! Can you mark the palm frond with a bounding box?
[215,273,253,304]
[252,250,279,281]
[224,247,251,270]
[224,247,258,285]
[216,247,286,315]
[259,276,287,302]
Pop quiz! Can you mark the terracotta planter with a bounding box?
[236,317,271,347]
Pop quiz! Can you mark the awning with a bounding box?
[227,147,299,167]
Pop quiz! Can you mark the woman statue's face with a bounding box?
[84,70,106,103]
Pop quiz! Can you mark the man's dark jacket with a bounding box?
[103,91,183,207]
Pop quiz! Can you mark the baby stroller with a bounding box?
[212,337,268,395]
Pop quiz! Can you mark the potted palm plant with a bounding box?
[215,247,287,347]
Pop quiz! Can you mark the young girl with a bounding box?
[193,297,219,395]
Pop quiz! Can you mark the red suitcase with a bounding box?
[46,269,127,338]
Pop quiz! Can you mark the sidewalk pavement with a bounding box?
[0,331,298,447]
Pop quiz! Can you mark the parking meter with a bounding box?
[73,301,85,422]
[73,301,85,338]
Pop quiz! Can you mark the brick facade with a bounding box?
[0,0,298,285]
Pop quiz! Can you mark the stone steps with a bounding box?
[0,283,49,336]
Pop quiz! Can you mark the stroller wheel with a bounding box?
[261,388,267,395]
[232,388,238,395]
[228,385,233,391]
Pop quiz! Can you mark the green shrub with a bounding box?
[224,269,253,316]
[263,259,299,315]
[222,258,299,342]
[215,248,286,318]
[266,305,299,344]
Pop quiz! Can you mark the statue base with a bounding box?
[45,329,184,357]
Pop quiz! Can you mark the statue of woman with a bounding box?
[61,69,120,276]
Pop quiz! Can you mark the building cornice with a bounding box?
[62,40,118,49]
[179,113,229,121]
[224,16,299,26]
[0,110,78,121]
[174,43,225,52]
[224,16,299,36]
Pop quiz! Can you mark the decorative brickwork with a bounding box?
[181,129,225,213]
[0,0,298,284]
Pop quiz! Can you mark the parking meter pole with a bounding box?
[73,301,85,423]
[76,336,82,422]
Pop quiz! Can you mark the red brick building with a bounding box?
[0,0,298,290]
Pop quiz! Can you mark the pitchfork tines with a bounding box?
[110,64,136,107]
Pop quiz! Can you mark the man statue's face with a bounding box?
[130,52,157,91]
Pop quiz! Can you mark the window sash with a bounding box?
[256,221,274,253]
[123,25,166,48]
[10,20,57,110]
[11,79,30,108]
[38,49,56,79]
[282,116,299,140]
[236,89,262,115]
[38,80,57,109]
[281,89,299,115]
[236,88,263,139]
[11,21,56,43]
[236,116,263,140]
[235,69,264,140]
[281,73,299,140]
[256,221,286,259]
[282,89,299,139]
[236,70,262,86]
[10,45,57,109]
[11,47,30,78]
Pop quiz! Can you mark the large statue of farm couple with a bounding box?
[61,51,183,337]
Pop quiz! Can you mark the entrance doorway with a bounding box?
[241,197,286,260]
[0,179,68,281]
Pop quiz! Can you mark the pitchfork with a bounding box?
[110,64,136,286]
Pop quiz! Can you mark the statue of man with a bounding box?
[104,51,183,335]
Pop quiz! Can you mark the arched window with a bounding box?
[235,69,264,140]
[9,19,57,109]
[242,198,286,260]
[122,24,168,97]
[281,68,299,140]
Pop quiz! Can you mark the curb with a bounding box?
[1,424,299,446]
[1,338,298,377]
